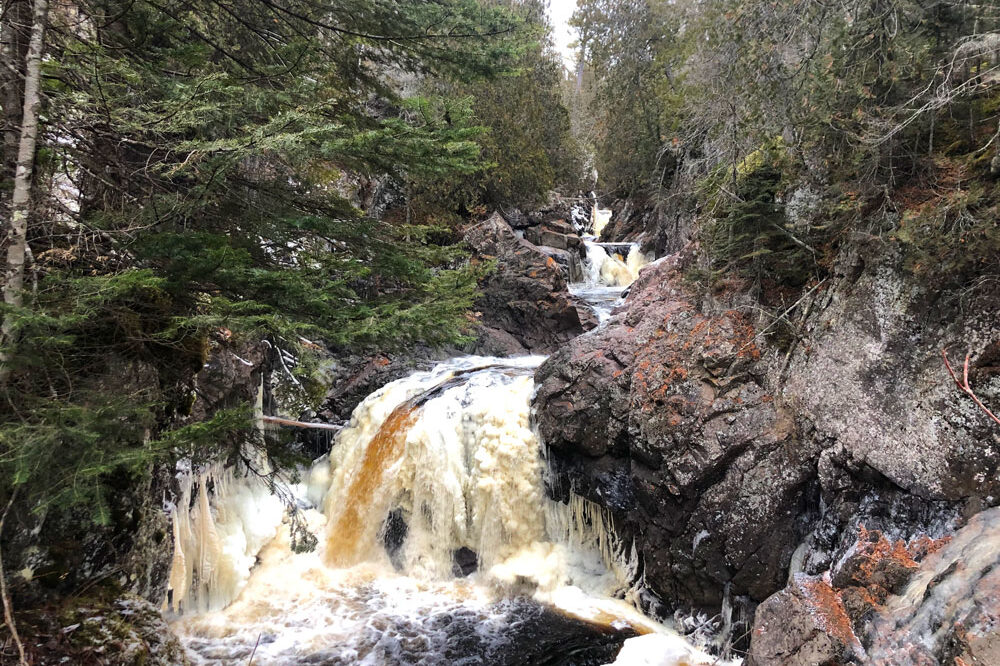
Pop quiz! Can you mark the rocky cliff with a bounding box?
[465,212,589,355]
[533,233,1000,660]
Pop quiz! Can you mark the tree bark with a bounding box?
[1,0,31,185]
[1,0,48,384]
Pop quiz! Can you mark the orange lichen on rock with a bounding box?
[830,525,950,628]
[908,533,952,560]
[853,525,919,579]
[798,576,863,651]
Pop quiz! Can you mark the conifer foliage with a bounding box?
[570,0,1000,297]
[0,0,524,537]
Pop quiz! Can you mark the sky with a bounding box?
[547,0,579,69]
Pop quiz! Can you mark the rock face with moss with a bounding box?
[20,593,188,665]
[533,233,1000,657]
[534,252,819,608]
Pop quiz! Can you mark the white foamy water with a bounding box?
[569,240,648,324]
[570,284,625,323]
[582,241,648,289]
[167,355,729,665]
[592,207,613,239]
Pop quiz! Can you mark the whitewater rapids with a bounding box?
[166,354,730,665]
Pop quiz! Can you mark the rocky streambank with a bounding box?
[533,235,1000,662]
[317,207,596,422]
[11,193,995,665]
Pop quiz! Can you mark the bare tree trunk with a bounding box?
[575,33,588,94]
[1,0,31,183]
[0,491,27,666]
[0,0,48,385]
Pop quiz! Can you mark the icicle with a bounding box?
[165,464,285,614]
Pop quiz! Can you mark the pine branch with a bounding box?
[254,0,517,43]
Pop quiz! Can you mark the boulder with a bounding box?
[781,241,1000,503]
[465,213,587,354]
[525,225,582,251]
[534,254,818,608]
[746,575,865,666]
[536,245,585,284]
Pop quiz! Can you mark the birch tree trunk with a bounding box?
[0,0,48,384]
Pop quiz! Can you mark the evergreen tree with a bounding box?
[411,0,584,216]
[0,0,524,536]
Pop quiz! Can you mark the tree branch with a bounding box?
[0,490,27,666]
[942,348,1000,427]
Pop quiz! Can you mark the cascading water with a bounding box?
[591,206,612,239]
[166,353,730,665]
[571,205,650,322]
[581,242,647,289]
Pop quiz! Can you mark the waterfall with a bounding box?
[582,242,649,289]
[322,357,548,577]
[592,206,613,238]
[166,356,730,665]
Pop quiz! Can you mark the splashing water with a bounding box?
[592,207,613,238]
[867,506,1000,664]
[570,241,650,324]
[167,356,729,665]
[582,242,648,289]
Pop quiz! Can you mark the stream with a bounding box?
[165,231,732,665]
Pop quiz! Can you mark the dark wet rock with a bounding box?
[499,206,531,229]
[19,593,188,665]
[751,508,1000,665]
[319,350,451,423]
[465,212,586,354]
[284,597,634,666]
[536,244,584,283]
[829,527,919,598]
[452,547,479,577]
[749,518,957,664]
[535,254,817,608]
[190,338,267,421]
[523,197,587,232]
[381,508,409,570]
[474,326,532,357]
[570,293,600,332]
